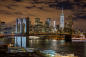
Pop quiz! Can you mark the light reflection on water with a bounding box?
[15,36,26,48]
[28,40,65,49]
[27,37,86,57]
[1,36,86,57]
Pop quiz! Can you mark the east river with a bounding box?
[28,39,86,57]
[1,36,86,57]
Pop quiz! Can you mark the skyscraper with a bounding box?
[60,8,64,30]
[53,20,57,32]
[46,18,51,27]
[34,18,43,32]
[45,18,52,32]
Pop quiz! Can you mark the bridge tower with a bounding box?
[15,17,30,48]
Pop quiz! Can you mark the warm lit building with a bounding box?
[52,20,57,32]
[34,18,43,32]
[44,18,52,32]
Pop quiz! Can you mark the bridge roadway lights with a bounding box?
[64,34,72,42]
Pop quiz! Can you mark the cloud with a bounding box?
[14,0,23,2]
[25,6,35,9]
[14,12,23,15]
[48,1,74,10]
[0,10,12,15]
[74,0,81,2]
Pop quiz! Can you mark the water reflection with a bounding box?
[84,42,86,57]
[15,36,26,48]
[13,36,86,57]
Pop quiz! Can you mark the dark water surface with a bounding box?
[1,36,86,57]
[28,39,86,57]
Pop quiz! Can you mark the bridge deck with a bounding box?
[0,33,74,38]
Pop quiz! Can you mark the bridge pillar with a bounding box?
[15,17,30,48]
[64,34,72,42]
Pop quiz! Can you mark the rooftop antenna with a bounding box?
[61,0,64,14]
[61,6,64,16]
[62,7,63,14]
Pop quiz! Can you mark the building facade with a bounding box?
[45,18,52,32]
[60,8,64,30]
[53,20,57,32]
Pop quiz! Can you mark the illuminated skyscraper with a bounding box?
[46,18,51,27]
[45,18,52,32]
[34,18,43,32]
[60,8,64,30]
[53,20,57,32]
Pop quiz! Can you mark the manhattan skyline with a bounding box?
[0,0,86,31]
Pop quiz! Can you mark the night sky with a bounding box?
[0,0,86,31]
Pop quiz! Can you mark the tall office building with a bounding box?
[45,18,51,27]
[60,8,64,30]
[45,18,52,32]
[34,18,43,32]
[0,22,7,34]
[35,18,40,25]
[53,20,57,32]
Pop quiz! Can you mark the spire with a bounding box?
[61,0,64,14]
[62,7,63,14]
[61,7,64,16]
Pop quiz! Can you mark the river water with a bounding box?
[28,39,86,57]
[1,36,86,57]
